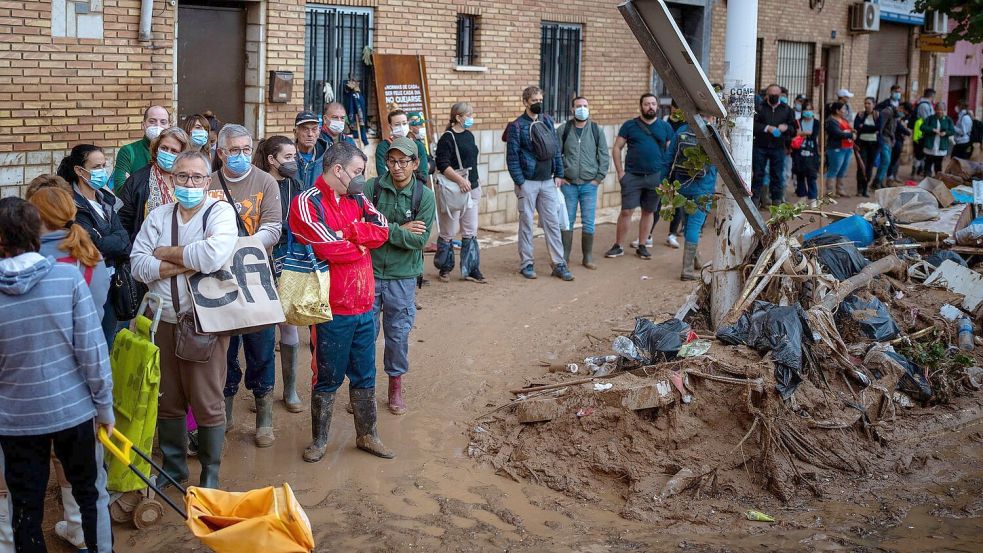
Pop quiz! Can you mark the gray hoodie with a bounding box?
[39,230,110,322]
[0,253,114,436]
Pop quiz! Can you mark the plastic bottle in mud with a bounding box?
[585,355,619,365]
[958,317,975,352]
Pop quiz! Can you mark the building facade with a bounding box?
[940,17,982,118]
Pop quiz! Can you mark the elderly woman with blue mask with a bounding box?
[118,127,192,242]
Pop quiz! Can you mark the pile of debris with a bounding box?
[468,194,983,517]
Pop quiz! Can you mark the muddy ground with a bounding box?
[37,183,983,553]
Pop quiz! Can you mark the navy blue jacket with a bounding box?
[505,113,564,187]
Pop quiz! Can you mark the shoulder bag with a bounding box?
[435,131,471,215]
[170,204,217,363]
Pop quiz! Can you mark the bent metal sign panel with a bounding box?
[190,235,285,334]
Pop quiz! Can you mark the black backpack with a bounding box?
[528,116,559,161]
[561,119,601,147]
[371,179,424,222]
[970,118,983,145]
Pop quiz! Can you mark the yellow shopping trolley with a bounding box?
[99,428,316,553]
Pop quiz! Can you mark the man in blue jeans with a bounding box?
[364,137,436,415]
[288,141,394,463]
[559,95,609,270]
[752,84,796,208]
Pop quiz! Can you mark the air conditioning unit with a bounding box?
[923,11,948,34]
[849,2,880,32]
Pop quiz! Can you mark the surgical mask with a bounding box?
[462,117,474,129]
[84,167,110,190]
[416,127,427,139]
[328,120,346,134]
[342,168,365,196]
[892,92,902,101]
[767,94,780,105]
[530,102,544,115]
[277,160,298,178]
[794,103,802,112]
[190,129,209,147]
[574,107,589,121]
[802,111,814,119]
[145,125,163,141]
[225,152,251,175]
[391,124,409,138]
[779,96,788,104]
[174,186,205,209]
[156,150,177,172]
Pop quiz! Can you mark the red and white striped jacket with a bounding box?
[287,176,389,316]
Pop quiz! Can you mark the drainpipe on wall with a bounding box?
[139,0,154,42]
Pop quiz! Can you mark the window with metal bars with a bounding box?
[776,40,814,100]
[540,22,582,121]
[456,14,478,66]
[304,5,373,117]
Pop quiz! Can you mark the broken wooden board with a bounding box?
[924,259,983,313]
[599,378,674,411]
[516,398,568,424]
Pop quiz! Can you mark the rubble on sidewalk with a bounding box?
[468,197,983,518]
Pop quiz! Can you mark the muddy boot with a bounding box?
[254,394,274,448]
[0,490,12,551]
[836,178,848,197]
[280,344,303,413]
[54,487,85,550]
[388,375,407,415]
[693,247,703,271]
[157,418,190,488]
[560,230,573,264]
[303,391,335,463]
[681,242,699,281]
[581,232,596,270]
[224,396,234,432]
[351,388,395,459]
[197,424,225,489]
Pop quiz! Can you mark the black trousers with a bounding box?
[0,419,111,553]
[856,141,879,196]
[952,142,973,160]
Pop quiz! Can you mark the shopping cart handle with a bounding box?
[97,427,133,465]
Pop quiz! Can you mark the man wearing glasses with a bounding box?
[130,151,240,489]
[208,124,283,449]
[364,137,435,416]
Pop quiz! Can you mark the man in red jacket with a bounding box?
[287,141,393,463]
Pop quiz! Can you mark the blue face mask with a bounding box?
[802,111,814,119]
[174,186,205,209]
[891,92,901,101]
[85,167,110,190]
[463,117,474,129]
[190,129,209,147]
[779,96,788,104]
[225,153,251,175]
[156,150,177,172]
[574,106,590,121]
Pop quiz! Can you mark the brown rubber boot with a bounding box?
[351,388,395,459]
[388,376,407,415]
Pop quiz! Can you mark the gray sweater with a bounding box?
[0,253,114,436]
[39,230,111,322]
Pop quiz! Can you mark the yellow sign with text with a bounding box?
[918,35,955,53]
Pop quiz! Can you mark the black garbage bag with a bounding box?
[803,233,870,281]
[889,351,932,402]
[838,294,901,341]
[630,317,691,362]
[923,250,967,269]
[716,301,813,399]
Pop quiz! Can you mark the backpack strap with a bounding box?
[561,119,575,146]
[410,180,423,219]
[216,170,249,237]
[56,256,94,285]
[591,121,600,145]
[634,117,656,140]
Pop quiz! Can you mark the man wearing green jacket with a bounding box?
[559,96,609,269]
[111,105,170,193]
[364,137,435,416]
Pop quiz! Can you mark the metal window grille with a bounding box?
[456,14,477,66]
[776,40,814,100]
[540,22,582,121]
[304,5,373,116]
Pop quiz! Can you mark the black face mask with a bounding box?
[767,94,780,106]
[529,102,544,115]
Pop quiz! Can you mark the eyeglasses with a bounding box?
[386,157,416,168]
[223,147,253,157]
[173,173,209,185]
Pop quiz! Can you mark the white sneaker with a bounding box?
[645,236,654,248]
[629,239,640,248]
[666,234,680,249]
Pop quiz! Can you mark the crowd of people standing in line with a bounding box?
[751,84,979,209]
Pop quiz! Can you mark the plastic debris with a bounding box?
[838,294,901,341]
[565,363,580,374]
[678,339,712,358]
[613,335,642,362]
[746,510,775,522]
[629,317,692,362]
[576,407,595,418]
[940,304,963,321]
[592,383,613,392]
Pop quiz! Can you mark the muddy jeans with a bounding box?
[224,327,276,399]
[157,321,230,427]
[515,179,565,269]
[373,278,417,378]
[311,312,376,393]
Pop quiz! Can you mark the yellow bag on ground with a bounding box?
[185,484,315,553]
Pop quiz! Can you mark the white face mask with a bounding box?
[145,125,163,141]
[391,124,409,138]
[328,120,346,134]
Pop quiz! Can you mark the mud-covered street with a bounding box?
[88,198,983,553]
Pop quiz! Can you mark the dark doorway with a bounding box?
[177,2,246,126]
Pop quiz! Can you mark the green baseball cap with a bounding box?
[389,137,418,158]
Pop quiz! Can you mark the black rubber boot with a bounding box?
[157,418,189,488]
[581,232,596,269]
[561,230,573,264]
[351,388,395,459]
[280,344,303,413]
[303,391,336,463]
[254,394,274,448]
[223,396,234,432]
[196,424,225,489]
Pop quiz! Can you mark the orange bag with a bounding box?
[185,484,315,553]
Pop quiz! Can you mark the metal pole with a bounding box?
[711,0,758,328]
[819,81,826,202]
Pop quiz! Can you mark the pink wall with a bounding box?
[941,20,983,116]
